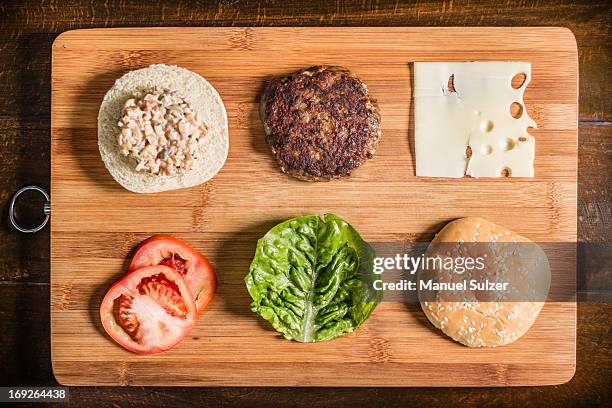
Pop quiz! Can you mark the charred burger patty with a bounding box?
[260,66,381,180]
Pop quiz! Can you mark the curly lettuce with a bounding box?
[245,214,380,342]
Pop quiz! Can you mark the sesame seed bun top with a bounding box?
[418,217,550,347]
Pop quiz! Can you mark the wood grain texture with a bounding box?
[0,0,609,405]
[2,284,609,406]
[2,0,610,283]
[50,27,577,387]
[0,0,609,121]
[578,124,612,243]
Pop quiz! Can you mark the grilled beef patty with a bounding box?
[260,66,381,181]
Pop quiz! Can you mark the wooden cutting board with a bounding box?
[50,27,577,386]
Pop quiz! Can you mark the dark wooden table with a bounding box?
[0,1,610,406]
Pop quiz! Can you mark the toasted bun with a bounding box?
[419,217,549,347]
[98,64,228,193]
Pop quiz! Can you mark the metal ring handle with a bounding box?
[9,186,50,233]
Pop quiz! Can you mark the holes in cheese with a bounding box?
[511,73,527,89]
[480,120,494,133]
[510,102,523,119]
[502,138,516,151]
[447,74,456,93]
[414,62,537,178]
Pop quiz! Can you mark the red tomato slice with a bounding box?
[100,265,197,354]
[129,235,216,314]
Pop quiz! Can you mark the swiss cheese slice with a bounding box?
[414,62,537,178]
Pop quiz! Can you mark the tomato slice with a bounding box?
[100,265,197,354]
[129,235,216,314]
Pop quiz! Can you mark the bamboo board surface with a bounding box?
[50,27,577,386]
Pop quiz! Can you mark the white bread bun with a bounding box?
[98,64,228,193]
[419,217,550,347]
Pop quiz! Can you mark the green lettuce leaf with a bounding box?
[245,214,380,342]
